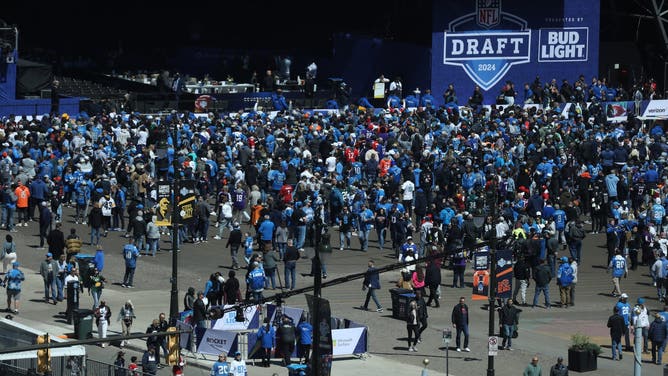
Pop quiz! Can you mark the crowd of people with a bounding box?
[2,68,668,374]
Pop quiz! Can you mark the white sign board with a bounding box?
[488,336,498,356]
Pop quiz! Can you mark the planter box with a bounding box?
[568,348,598,372]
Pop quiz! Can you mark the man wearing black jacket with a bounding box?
[226,223,242,270]
[512,256,532,306]
[46,222,66,260]
[424,261,442,307]
[532,259,552,309]
[451,296,470,352]
[607,306,627,361]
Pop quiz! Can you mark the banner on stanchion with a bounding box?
[307,295,333,376]
[472,246,490,301]
[332,327,367,356]
[195,328,238,356]
[155,182,172,226]
[176,320,192,350]
[495,249,514,300]
[211,305,260,331]
[266,304,305,325]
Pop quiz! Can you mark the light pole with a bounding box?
[443,328,451,376]
[487,179,499,376]
[168,123,180,325]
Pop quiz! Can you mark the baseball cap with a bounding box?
[234,351,241,356]
[560,256,568,263]
[406,236,413,240]
[621,293,629,299]
[12,261,19,267]
[638,298,645,304]
[46,253,53,258]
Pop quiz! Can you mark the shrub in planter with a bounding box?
[568,333,602,372]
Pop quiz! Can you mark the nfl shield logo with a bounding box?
[477,0,501,28]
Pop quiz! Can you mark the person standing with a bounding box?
[513,255,531,306]
[632,298,650,353]
[141,347,158,376]
[14,181,29,227]
[277,315,296,366]
[424,260,441,307]
[256,317,275,368]
[226,223,242,270]
[89,267,106,309]
[223,270,240,305]
[360,259,383,312]
[47,222,66,260]
[230,351,247,376]
[1,234,17,274]
[451,296,471,352]
[192,291,207,329]
[122,238,140,288]
[556,257,574,308]
[608,306,627,360]
[93,245,105,273]
[523,356,542,376]
[615,293,632,351]
[532,259,552,309]
[549,356,568,376]
[4,261,24,313]
[500,299,520,350]
[283,239,300,291]
[569,256,578,306]
[452,248,467,288]
[114,351,126,376]
[648,312,667,364]
[414,290,429,343]
[53,254,67,303]
[297,314,313,364]
[211,353,231,375]
[40,252,58,305]
[39,201,52,249]
[94,300,112,347]
[406,300,419,352]
[117,300,136,348]
[608,249,627,297]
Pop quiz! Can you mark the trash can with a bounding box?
[390,288,415,320]
[73,308,94,340]
[287,363,308,376]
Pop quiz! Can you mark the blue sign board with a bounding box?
[432,0,600,104]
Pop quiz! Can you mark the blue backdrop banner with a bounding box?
[432,0,600,105]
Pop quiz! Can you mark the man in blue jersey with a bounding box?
[210,353,231,376]
[551,204,567,246]
[615,293,633,352]
[608,249,627,297]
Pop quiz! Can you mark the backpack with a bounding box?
[249,269,265,291]
[569,224,584,240]
[426,227,441,244]
[560,265,574,286]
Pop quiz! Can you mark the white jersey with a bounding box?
[230,359,247,376]
[401,180,415,200]
[99,197,115,217]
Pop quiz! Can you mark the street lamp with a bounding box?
[169,122,180,325]
[487,178,499,376]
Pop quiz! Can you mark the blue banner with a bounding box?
[495,249,514,300]
[432,0,600,104]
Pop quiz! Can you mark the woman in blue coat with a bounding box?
[256,317,275,368]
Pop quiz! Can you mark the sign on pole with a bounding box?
[488,336,498,356]
[442,328,452,346]
[155,182,172,226]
